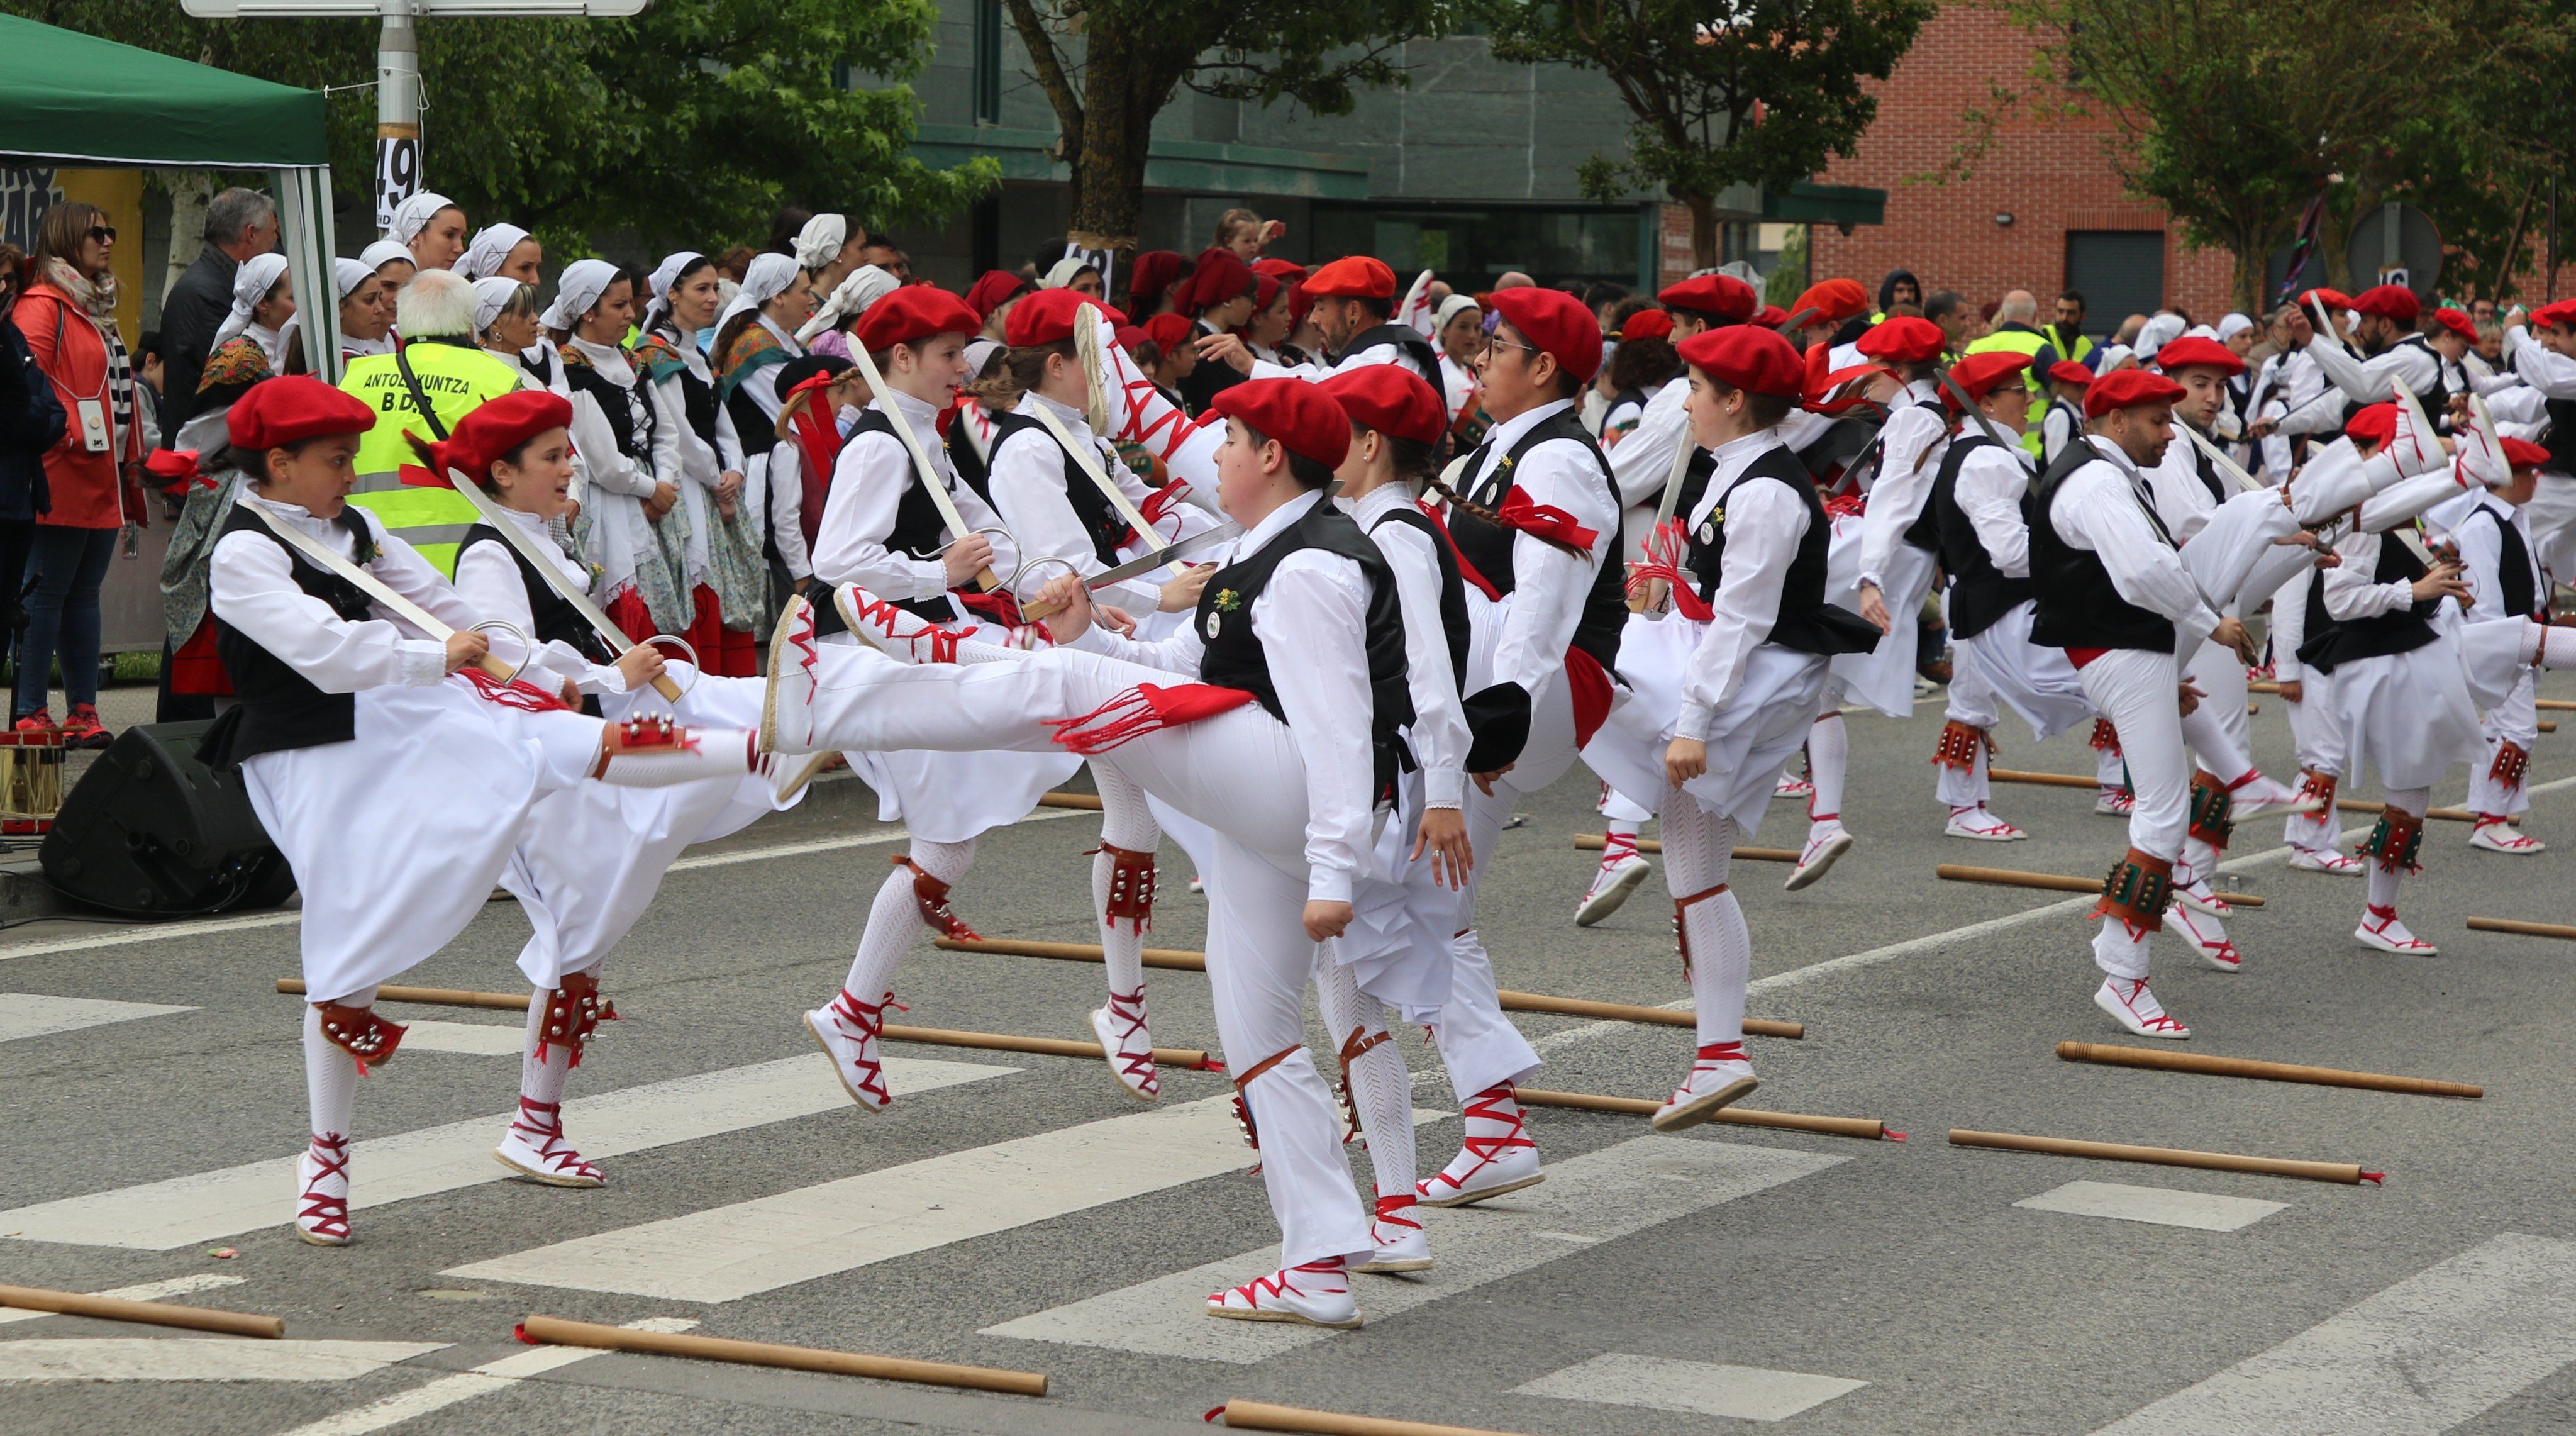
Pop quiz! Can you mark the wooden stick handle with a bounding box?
[927,939,1801,1035]
[0,1283,282,1339]
[1935,864,2263,907]
[277,979,531,1011]
[881,1023,1211,1070]
[475,654,520,682]
[1038,791,1104,810]
[1217,1398,1537,1435]
[2056,1040,2481,1098]
[1987,767,2099,789]
[1947,1128,2376,1184]
[517,1315,1045,1397]
[1572,834,1798,862]
[651,674,686,701]
[2467,916,2576,940]
[1513,1089,1888,1140]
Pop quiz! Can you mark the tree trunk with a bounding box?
[1685,192,1718,272]
[1068,29,1147,253]
[2229,242,2267,319]
[160,170,211,306]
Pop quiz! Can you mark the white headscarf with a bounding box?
[2134,312,2187,365]
[473,276,527,337]
[1433,293,1480,331]
[540,258,621,332]
[388,191,457,246]
[213,252,291,353]
[1039,257,1091,290]
[2216,311,2255,342]
[359,238,412,274]
[640,250,706,334]
[796,263,899,343]
[793,214,847,270]
[716,252,800,338]
[457,223,530,282]
[333,257,374,301]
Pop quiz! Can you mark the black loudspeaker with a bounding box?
[40,720,298,916]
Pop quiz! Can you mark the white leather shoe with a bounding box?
[1651,1046,1758,1132]
[2094,976,2189,1039]
[1943,805,2026,841]
[1575,853,1652,925]
[294,1135,352,1247]
[804,989,894,1112]
[1784,827,1853,891]
[2288,847,2363,875]
[2356,904,2438,954]
[1350,1196,1432,1274]
[492,1099,604,1188]
[1207,1260,1360,1327]
[2470,821,2546,855]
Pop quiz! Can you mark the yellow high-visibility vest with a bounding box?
[341,338,523,574]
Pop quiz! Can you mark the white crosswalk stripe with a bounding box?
[0,1339,448,1383]
[394,1019,530,1056]
[982,1135,1843,1362]
[1513,1352,1870,1422]
[272,1318,699,1436]
[0,1055,1012,1250]
[0,993,192,1044]
[2014,1180,2288,1232]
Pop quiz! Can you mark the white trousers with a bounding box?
[2281,672,2346,851]
[2526,472,2576,579]
[2468,668,2538,818]
[2075,648,2188,981]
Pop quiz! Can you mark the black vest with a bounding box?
[1177,324,1246,415]
[986,409,1128,567]
[947,409,994,503]
[458,525,616,665]
[814,408,963,635]
[562,353,657,466]
[1343,325,1448,401]
[2545,397,2576,477]
[2027,442,2179,653]
[1446,409,1626,674]
[201,506,378,769]
[1896,410,1956,554]
[1366,502,1470,689]
[1926,435,2036,640]
[1683,444,1880,658]
[662,343,724,456]
[2187,433,2226,504]
[1850,398,1945,513]
[2297,532,2438,672]
[2465,503,2543,619]
[1196,499,1416,793]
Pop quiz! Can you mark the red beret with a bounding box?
[2501,436,2551,472]
[855,286,980,353]
[2083,367,2185,419]
[2298,287,2351,313]
[1005,287,1113,348]
[411,388,572,486]
[1141,313,1196,352]
[1124,250,1189,316]
[1791,277,1872,324]
[1657,274,1758,322]
[963,270,1031,321]
[2344,403,2398,448]
[1210,376,1350,469]
[1252,258,1308,285]
[1319,363,1446,447]
[2351,284,2420,323]
[2433,307,2478,344]
[1175,248,1255,317]
[2531,299,2576,330]
[1113,323,1148,352]
[2048,360,2096,387]
[1677,325,1804,399]
[1487,287,1604,384]
[229,375,375,451]
[2154,335,2245,377]
[1619,308,1674,342]
[1303,256,1396,301]
[1945,350,2035,406]
[1752,304,1789,330]
[1855,315,1945,364]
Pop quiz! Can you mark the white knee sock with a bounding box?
[1662,803,1746,1047]
[521,984,573,1108]
[840,837,975,1001]
[303,1000,362,1141]
[1314,953,1414,1202]
[1807,709,1849,829]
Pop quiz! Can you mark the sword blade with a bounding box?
[1084,520,1240,591]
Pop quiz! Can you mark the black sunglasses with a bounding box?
[86,225,116,243]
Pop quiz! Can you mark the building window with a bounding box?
[1307,204,1643,291]
[2064,231,2163,336]
[973,0,1003,125]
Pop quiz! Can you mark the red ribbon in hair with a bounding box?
[1048,682,1258,754]
[784,372,843,551]
[1417,498,1502,601]
[1563,647,1613,749]
[1491,488,1599,552]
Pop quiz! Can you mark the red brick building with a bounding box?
[1806,3,2237,333]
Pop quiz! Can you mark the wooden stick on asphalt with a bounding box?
[1513,1088,1893,1141]
[2542,698,2575,711]
[1987,767,2100,790]
[1936,864,2265,907]
[1947,1128,2380,1185]
[277,979,530,1010]
[879,1023,1216,1071]
[1037,791,1104,810]
[2055,1040,2482,1099]
[1214,1398,1535,1436]
[0,1284,283,1339]
[1573,834,1798,862]
[517,1315,1045,1397]
[2467,916,2576,941]
[929,937,1806,1037]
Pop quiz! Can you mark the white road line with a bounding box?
[667,808,1081,874]
[0,1339,448,1383]
[0,1273,245,1326]
[0,993,193,1044]
[445,1093,1273,1303]
[982,1135,1843,1362]
[395,1020,529,1057]
[2089,1232,2576,1435]
[1513,1352,1869,1422]
[2014,1180,2287,1233]
[0,1055,1011,1251]
[272,1317,697,1436]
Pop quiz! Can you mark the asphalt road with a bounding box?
[3,669,2573,1436]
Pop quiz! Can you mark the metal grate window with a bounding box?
[2063,231,2163,337]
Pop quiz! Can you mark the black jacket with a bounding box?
[158,243,241,439]
[0,318,62,523]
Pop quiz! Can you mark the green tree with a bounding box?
[0,0,994,252]
[1004,0,1463,252]
[1480,0,1932,270]
[2385,0,2576,302]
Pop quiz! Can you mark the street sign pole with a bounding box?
[374,0,421,233]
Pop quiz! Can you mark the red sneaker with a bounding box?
[12,708,54,736]
[60,704,111,750]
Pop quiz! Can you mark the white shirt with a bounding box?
[2045,437,2219,652]
[644,330,747,586]
[209,495,468,694]
[2271,562,2313,682]
[2039,398,2082,467]
[1605,375,1692,511]
[1349,483,1468,809]
[2260,347,2345,438]
[2145,423,2223,543]
[2320,527,2431,623]
[731,316,808,426]
[984,391,1165,614]
[1951,438,2038,577]
[1072,489,1377,903]
[809,389,1019,612]
[2309,330,2440,408]
[448,506,631,694]
[1856,381,1949,589]
[1457,397,1621,703]
[1676,429,1812,737]
[1438,353,1479,423]
[1250,338,1413,386]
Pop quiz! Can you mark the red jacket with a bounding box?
[14,283,143,530]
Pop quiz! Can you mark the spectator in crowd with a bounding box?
[858,233,908,281]
[2035,289,2094,373]
[133,329,163,455]
[1214,208,1278,264]
[157,187,276,443]
[0,248,62,659]
[1923,289,1977,355]
[2468,298,2497,328]
[2112,313,2148,347]
[1876,268,1921,316]
[13,201,145,745]
[1492,270,1536,291]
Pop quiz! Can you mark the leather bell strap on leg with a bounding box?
[2089,718,2122,755]
[1227,1043,1302,1157]
[313,1001,406,1073]
[1090,842,1157,930]
[2358,808,2425,873]
[1670,881,1731,978]
[2094,848,2174,938]
[2490,740,2530,791]
[538,970,616,1069]
[1931,718,1990,771]
[2296,766,2338,806]
[1334,1025,1392,1144]
[894,855,982,940]
[2187,771,2236,847]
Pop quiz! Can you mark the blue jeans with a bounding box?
[18,525,114,717]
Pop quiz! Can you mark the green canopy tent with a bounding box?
[0,13,341,374]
